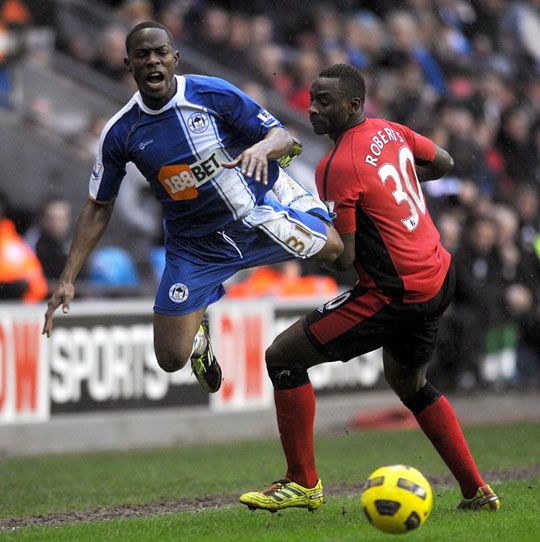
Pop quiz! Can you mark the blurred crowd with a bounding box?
[0,0,539,391]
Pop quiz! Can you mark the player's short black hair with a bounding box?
[319,64,366,104]
[125,21,174,55]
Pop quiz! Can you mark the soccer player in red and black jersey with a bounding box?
[240,64,500,513]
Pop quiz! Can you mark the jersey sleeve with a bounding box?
[89,122,128,203]
[317,150,363,235]
[206,77,285,141]
[391,122,435,163]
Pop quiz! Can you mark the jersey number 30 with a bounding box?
[378,146,426,232]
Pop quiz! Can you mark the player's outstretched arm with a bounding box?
[415,145,454,182]
[42,198,114,337]
[222,127,294,185]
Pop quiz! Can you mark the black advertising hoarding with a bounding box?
[48,302,209,414]
[0,298,386,424]
[48,299,386,416]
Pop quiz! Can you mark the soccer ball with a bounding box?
[360,465,433,534]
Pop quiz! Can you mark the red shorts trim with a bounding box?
[309,289,391,344]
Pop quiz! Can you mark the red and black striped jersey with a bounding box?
[316,117,451,303]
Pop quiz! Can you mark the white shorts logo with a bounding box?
[169,282,189,303]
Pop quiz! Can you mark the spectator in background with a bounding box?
[57,30,94,65]
[492,204,524,285]
[224,12,252,73]
[287,48,322,113]
[157,0,189,42]
[251,13,274,48]
[92,26,133,84]
[0,191,47,302]
[491,202,538,376]
[32,196,73,283]
[388,60,434,128]
[250,44,292,96]
[0,0,31,107]
[449,215,505,390]
[503,0,540,72]
[476,71,515,127]
[437,209,463,255]
[513,184,540,256]
[471,118,505,198]
[343,11,383,70]
[117,0,154,26]
[438,103,482,185]
[466,0,506,54]
[74,114,109,160]
[383,10,446,95]
[228,260,338,299]
[496,106,536,186]
[196,5,230,60]
[25,95,53,135]
[434,21,472,73]
[311,3,341,56]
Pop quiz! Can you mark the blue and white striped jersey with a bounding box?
[89,74,284,238]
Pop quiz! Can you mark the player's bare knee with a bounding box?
[154,347,190,373]
[157,356,188,373]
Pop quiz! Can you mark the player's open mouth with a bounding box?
[145,72,165,90]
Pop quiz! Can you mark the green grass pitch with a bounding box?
[1,421,539,541]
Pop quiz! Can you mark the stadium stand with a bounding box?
[0,0,538,391]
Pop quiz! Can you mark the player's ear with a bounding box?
[124,57,132,72]
[173,50,180,68]
[349,97,362,114]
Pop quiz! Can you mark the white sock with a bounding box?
[191,329,208,358]
[272,171,329,216]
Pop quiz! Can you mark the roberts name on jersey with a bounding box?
[364,127,406,167]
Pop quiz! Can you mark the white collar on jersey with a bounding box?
[135,75,186,115]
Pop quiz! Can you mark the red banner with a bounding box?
[0,313,48,423]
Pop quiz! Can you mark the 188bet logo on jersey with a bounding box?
[158,150,224,200]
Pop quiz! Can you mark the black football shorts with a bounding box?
[304,263,455,368]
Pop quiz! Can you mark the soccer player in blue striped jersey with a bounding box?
[42,21,343,394]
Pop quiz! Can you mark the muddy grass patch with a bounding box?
[1,466,538,532]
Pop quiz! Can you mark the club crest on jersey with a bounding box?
[169,282,189,303]
[188,112,209,133]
